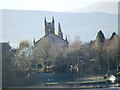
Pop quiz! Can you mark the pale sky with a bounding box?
[0,0,116,12]
[0,0,119,48]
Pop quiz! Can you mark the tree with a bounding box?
[96,30,105,43]
[19,40,31,49]
[14,40,32,71]
[92,30,105,72]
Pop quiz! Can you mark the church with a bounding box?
[33,17,68,51]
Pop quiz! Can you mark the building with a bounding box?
[33,17,68,52]
[0,42,12,52]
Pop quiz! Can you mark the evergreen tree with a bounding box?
[96,30,105,43]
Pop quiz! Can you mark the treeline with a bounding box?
[2,30,120,87]
[9,31,119,74]
[31,31,119,74]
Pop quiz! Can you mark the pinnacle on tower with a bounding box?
[44,17,46,25]
[65,36,68,42]
[33,38,35,46]
[58,22,63,38]
[52,17,54,24]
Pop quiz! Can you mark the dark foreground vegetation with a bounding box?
[2,31,120,87]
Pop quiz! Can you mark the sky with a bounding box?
[0,0,119,48]
[1,0,118,12]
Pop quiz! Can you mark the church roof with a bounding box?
[35,33,68,46]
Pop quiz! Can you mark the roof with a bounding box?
[0,42,11,51]
[35,33,68,46]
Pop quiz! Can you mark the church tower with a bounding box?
[58,23,63,38]
[44,17,55,35]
